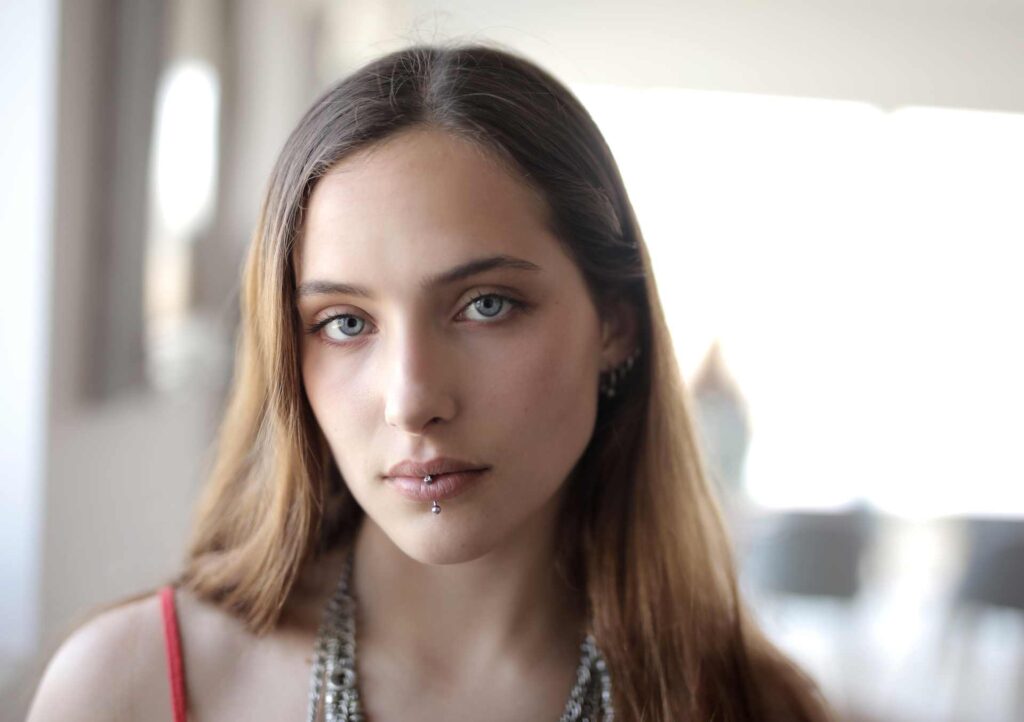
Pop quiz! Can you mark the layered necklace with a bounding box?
[306,547,615,722]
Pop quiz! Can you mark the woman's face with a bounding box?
[296,127,622,565]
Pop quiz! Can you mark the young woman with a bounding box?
[29,44,835,721]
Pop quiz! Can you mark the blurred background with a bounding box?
[2,0,1023,719]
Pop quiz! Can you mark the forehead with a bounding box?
[296,128,561,288]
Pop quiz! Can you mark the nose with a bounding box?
[383,320,457,434]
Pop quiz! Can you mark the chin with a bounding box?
[380,508,515,566]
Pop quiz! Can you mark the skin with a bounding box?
[27,126,637,721]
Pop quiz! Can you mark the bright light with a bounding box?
[151,60,219,239]
[573,84,1024,517]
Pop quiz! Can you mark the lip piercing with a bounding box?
[423,475,441,514]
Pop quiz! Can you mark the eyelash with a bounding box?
[304,291,527,346]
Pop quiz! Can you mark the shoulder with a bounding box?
[27,591,172,722]
[172,583,253,682]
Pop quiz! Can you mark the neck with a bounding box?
[350,502,585,678]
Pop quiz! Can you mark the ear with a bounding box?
[599,296,640,372]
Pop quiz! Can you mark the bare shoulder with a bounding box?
[172,583,253,678]
[27,592,171,722]
[26,586,257,722]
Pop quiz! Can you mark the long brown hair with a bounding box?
[182,43,835,721]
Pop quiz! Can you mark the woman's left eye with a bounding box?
[459,293,522,322]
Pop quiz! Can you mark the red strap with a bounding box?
[159,586,188,722]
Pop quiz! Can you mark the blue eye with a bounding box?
[321,315,366,342]
[466,294,508,319]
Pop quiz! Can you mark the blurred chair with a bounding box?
[942,517,1024,722]
[738,505,877,718]
[954,517,1024,611]
[741,506,875,599]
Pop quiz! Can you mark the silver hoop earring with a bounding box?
[599,346,641,400]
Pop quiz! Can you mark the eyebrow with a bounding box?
[295,254,542,300]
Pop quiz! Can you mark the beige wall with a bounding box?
[325,0,1024,113]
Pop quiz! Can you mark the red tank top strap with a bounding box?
[159,585,188,722]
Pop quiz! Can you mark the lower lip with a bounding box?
[385,469,490,503]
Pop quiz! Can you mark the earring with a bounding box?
[599,346,641,400]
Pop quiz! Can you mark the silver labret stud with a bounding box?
[423,475,441,514]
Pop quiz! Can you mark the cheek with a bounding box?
[481,308,601,466]
[301,348,381,498]
[301,344,367,445]
[301,346,332,420]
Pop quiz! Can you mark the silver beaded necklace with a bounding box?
[306,546,615,722]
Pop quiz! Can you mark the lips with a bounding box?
[385,456,489,479]
[386,469,489,502]
[383,456,491,505]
